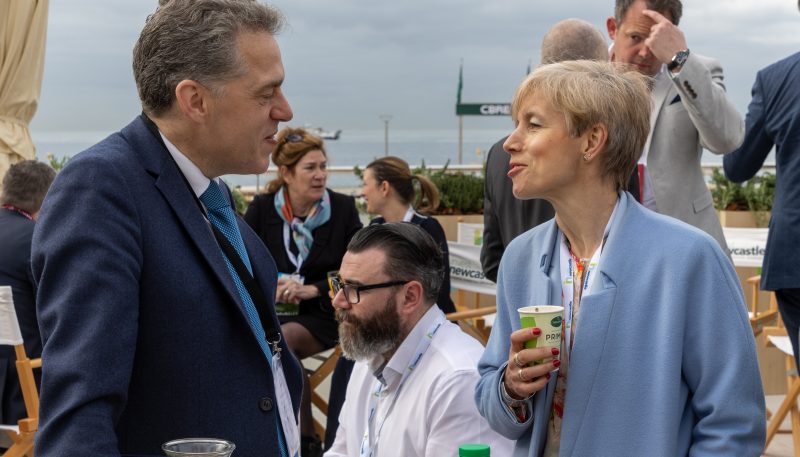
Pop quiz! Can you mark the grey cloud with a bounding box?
[30,0,800,134]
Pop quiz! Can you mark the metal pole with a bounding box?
[379,114,392,156]
[384,120,389,156]
[458,116,463,164]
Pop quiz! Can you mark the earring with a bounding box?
[583,154,591,161]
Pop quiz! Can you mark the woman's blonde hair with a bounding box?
[510,60,651,190]
[366,156,440,214]
[266,127,326,194]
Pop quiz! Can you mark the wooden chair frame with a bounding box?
[746,275,779,337]
[446,305,496,346]
[306,346,342,439]
[1,345,41,457]
[763,324,800,451]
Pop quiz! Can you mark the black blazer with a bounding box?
[481,137,555,283]
[0,210,42,425]
[244,189,362,321]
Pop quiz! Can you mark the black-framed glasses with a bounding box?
[285,133,304,142]
[329,275,409,305]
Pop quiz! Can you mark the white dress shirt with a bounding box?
[638,66,670,211]
[325,306,513,457]
[160,132,213,198]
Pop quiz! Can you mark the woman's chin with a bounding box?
[512,186,533,200]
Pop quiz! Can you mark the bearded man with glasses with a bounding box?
[324,223,511,457]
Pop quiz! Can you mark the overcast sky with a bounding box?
[29,0,800,136]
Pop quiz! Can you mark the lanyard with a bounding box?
[143,115,298,457]
[2,205,34,221]
[558,233,603,356]
[272,350,300,457]
[557,197,619,355]
[359,315,445,457]
[282,223,302,271]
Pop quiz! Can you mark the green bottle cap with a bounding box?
[458,443,490,456]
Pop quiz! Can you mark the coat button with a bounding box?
[259,397,274,412]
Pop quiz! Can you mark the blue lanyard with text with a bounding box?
[557,197,619,355]
[558,233,603,356]
[359,315,445,457]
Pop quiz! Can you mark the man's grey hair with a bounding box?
[541,19,608,65]
[133,0,285,116]
[615,0,682,25]
[1,160,56,214]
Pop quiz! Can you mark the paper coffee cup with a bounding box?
[518,305,564,357]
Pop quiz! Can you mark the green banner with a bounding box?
[456,103,510,116]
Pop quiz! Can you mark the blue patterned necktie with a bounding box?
[199,180,290,457]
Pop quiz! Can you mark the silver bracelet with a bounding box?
[500,378,533,407]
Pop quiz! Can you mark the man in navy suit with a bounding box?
[0,160,54,426]
[31,1,302,456]
[724,0,800,369]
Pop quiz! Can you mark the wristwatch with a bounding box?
[667,49,690,72]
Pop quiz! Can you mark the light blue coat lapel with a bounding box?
[559,193,632,455]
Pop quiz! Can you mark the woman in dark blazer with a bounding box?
[361,156,453,313]
[244,127,362,456]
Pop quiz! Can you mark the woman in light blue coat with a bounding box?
[474,60,765,456]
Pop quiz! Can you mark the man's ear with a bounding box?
[174,79,211,123]
[399,280,424,316]
[606,16,618,41]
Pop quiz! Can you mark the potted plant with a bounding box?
[710,167,774,228]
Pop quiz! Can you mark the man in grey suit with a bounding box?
[723,0,800,368]
[481,19,609,282]
[607,0,744,252]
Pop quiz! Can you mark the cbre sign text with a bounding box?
[456,103,511,116]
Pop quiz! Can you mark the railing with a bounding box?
[236,162,776,200]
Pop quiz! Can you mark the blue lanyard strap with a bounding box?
[359,315,445,457]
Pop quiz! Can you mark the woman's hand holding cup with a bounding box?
[503,327,561,400]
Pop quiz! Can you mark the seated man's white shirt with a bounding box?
[325,306,513,457]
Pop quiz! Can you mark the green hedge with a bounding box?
[354,160,484,215]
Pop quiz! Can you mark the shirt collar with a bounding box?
[160,132,213,198]
[402,206,415,223]
[371,305,444,389]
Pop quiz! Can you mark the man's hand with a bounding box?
[642,9,687,64]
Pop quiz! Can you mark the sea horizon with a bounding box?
[31,127,770,190]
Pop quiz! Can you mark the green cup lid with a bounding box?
[458,443,490,456]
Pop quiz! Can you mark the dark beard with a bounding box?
[336,295,402,361]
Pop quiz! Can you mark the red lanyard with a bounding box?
[2,204,34,221]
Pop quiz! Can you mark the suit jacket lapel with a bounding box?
[128,118,253,324]
[644,70,673,160]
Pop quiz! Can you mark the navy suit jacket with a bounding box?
[724,51,800,290]
[31,116,303,456]
[0,210,42,425]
